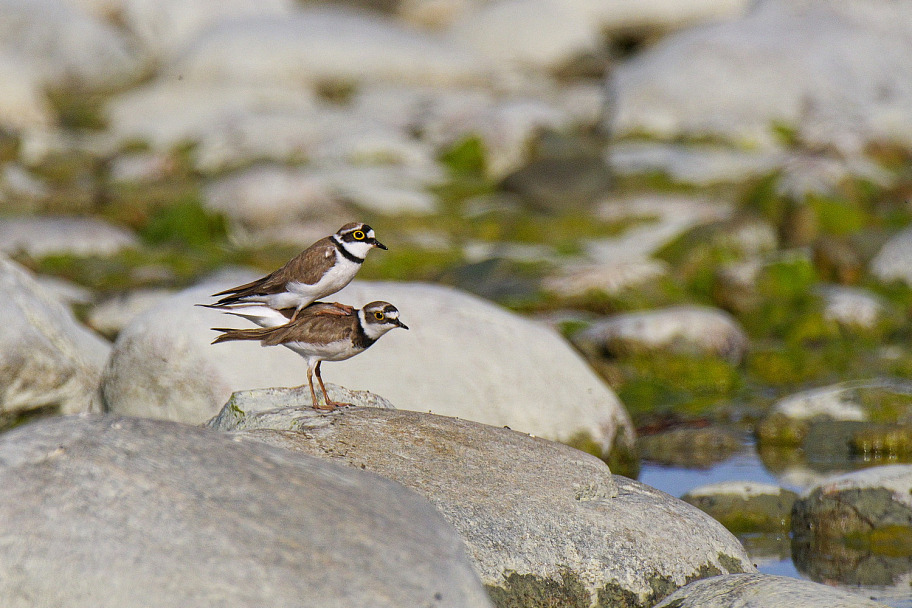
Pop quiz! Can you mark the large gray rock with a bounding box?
[0,415,493,608]
[0,257,110,417]
[0,216,139,258]
[611,0,912,150]
[654,573,889,608]
[216,403,753,606]
[101,279,635,462]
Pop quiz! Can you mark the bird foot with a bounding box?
[333,302,356,314]
[312,402,337,412]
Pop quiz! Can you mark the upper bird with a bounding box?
[211,301,408,410]
[209,222,386,320]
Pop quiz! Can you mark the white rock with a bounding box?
[812,464,912,510]
[0,55,55,132]
[818,285,887,329]
[578,305,749,363]
[871,227,912,286]
[171,8,489,88]
[607,142,785,185]
[686,480,790,500]
[316,165,441,214]
[0,0,142,90]
[109,152,177,183]
[543,259,669,297]
[101,279,635,459]
[203,166,340,231]
[447,0,599,71]
[0,256,110,416]
[1,163,51,201]
[0,216,138,258]
[105,81,319,151]
[772,383,868,422]
[87,288,174,338]
[33,275,95,306]
[588,195,734,262]
[120,0,295,60]
[611,1,912,149]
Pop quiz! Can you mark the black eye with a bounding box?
[353,231,365,240]
[374,311,384,320]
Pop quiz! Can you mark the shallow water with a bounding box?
[638,444,912,608]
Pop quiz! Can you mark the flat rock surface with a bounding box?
[654,573,890,608]
[0,415,493,608]
[0,256,110,417]
[102,279,635,461]
[223,404,753,606]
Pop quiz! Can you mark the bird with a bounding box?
[208,222,387,321]
[211,301,408,410]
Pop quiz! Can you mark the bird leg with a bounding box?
[315,362,353,408]
[307,364,335,411]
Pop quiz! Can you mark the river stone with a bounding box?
[220,405,753,606]
[0,415,493,608]
[638,427,741,468]
[543,258,669,298]
[611,0,912,150]
[170,8,489,88]
[208,385,396,430]
[682,481,798,533]
[446,0,599,71]
[102,278,635,462]
[120,0,295,60]
[0,216,138,258]
[607,142,785,185]
[86,288,175,339]
[818,285,889,329]
[871,226,912,286]
[575,305,749,364]
[653,573,889,608]
[0,257,110,418]
[0,55,54,132]
[0,0,143,90]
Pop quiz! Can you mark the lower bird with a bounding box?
[211,301,408,410]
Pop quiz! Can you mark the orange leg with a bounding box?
[315,362,353,408]
[307,364,335,411]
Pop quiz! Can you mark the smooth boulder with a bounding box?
[0,257,110,417]
[101,279,635,462]
[215,401,754,606]
[0,415,493,608]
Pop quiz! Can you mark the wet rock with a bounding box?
[170,8,489,88]
[0,0,143,91]
[86,288,174,339]
[638,427,742,468]
[446,0,599,71]
[218,405,753,606]
[792,465,912,590]
[0,415,493,608]
[654,573,889,608]
[0,256,110,418]
[101,279,635,464]
[871,226,912,286]
[607,142,784,185]
[208,386,395,430]
[682,481,798,533]
[576,306,749,364]
[611,1,912,150]
[0,216,138,258]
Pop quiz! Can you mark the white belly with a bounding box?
[284,339,363,363]
[285,254,360,306]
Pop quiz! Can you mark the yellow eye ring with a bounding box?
[374,311,384,320]
[353,231,366,240]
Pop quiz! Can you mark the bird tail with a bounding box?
[211,326,276,345]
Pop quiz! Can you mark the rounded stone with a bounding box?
[682,481,798,533]
[0,216,138,258]
[654,573,890,608]
[217,403,753,606]
[0,415,493,608]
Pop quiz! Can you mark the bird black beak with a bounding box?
[395,319,409,330]
[371,238,388,250]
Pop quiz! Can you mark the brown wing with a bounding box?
[211,238,336,303]
[261,305,358,347]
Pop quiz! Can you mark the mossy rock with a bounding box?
[682,482,798,534]
[637,427,742,468]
